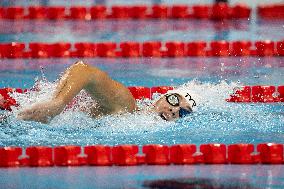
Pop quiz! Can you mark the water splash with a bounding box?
[0,80,283,146]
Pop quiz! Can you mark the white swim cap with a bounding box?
[166,88,199,109]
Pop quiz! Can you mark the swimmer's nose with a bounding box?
[162,107,180,120]
[169,107,180,115]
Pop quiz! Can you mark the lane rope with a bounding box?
[0,87,283,167]
[258,3,284,19]
[0,85,283,111]
[0,40,283,59]
[0,143,283,167]
[0,3,251,20]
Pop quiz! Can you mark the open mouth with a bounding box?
[160,113,167,121]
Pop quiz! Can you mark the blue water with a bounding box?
[0,165,283,189]
[0,58,283,147]
[1,19,284,42]
[0,57,283,87]
[0,0,283,148]
[0,1,283,189]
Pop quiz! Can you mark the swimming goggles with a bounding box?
[165,93,196,118]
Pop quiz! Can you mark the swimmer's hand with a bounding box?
[17,100,64,124]
[0,94,5,107]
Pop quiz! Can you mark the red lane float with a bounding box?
[5,7,25,19]
[258,4,284,19]
[84,145,111,165]
[46,7,66,20]
[257,143,283,164]
[28,6,47,19]
[143,145,170,165]
[129,6,148,19]
[227,85,284,103]
[187,41,207,56]
[251,86,277,103]
[50,43,71,57]
[142,41,162,57]
[279,86,284,102]
[228,144,256,164]
[0,7,4,18]
[255,41,275,56]
[0,85,283,111]
[0,147,22,167]
[120,42,140,57]
[171,5,189,19]
[112,145,139,165]
[151,5,168,19]
[129,86,174,100]
[211,3,230,20]
[210,41,230,56]
[170,144,197,164]
[151,86,173,96]
[277,41,284,56]
[228,86,251,102]
[29,43,51,58]
[231,41,252,56]
[200,144,227,164]
[0,4,251,20]
[0,42,25,58]
[110,6,130,19]
[90,6,107,19]
[128,87,151,100]
[96,42,117,57]
[193,5,210,19]
[227,86,251,102]
[166,42,185,57]
[1,143,282,167]
[26,146,53,166]
[70,6,87,20]
[232,4,251,19]
[1,40,283,59]
[0,88,21,111]
[74,43,96,57]
[54,146,84,166]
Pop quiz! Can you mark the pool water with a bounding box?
[0,165,283,189]
[0,0,283,188]
[0,57,283,147]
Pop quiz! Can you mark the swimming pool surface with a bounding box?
[0,165,283,189]
[0,0,283,189]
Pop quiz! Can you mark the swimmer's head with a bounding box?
[153,89,197,121]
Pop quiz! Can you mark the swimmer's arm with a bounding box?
[53,61,136,116]
[18,61,136,123]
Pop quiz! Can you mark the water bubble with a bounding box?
[2,80,283,146]
[233,87,241,93]
[272,92,280,98]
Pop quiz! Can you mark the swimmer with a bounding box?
[17,61,196,123]
[0,94,9,124]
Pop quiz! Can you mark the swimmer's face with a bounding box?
[153,93,193,121]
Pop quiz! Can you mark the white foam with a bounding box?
[8,79,282,133]
[3,79,283,146]
[10,79,239,121]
